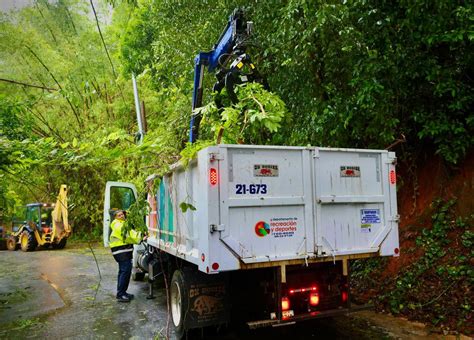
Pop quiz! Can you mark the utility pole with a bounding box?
[132,73,145,144]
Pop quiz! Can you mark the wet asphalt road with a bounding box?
[0,243,396,340]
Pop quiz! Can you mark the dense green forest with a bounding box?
[0,0,473,334]
[1,0,472,227]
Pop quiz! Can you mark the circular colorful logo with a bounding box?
[255,221,270,237]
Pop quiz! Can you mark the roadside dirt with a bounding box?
[351,151,474,336]
[352,311,471,340]
[0,243,469,339]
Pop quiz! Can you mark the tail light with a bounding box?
[209,168,218,186]
[390,169,396,184]
[309,293,320,306]
[342,291,348,303]
[281,297,290,311]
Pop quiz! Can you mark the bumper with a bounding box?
[247,304,373,329]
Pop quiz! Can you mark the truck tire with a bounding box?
[170,269,188,339]
[20,230,37,252]
[6,236,19,251]
[52,238,67,249]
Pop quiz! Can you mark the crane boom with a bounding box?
[189,8,264,143]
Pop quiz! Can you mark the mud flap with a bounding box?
[182,268,230,330]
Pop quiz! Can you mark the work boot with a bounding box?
[116,295,131,303]
[125,293,134,300]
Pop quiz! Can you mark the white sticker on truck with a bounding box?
[254,217,298,238]
[360,209,381,233]
[361,209,381,224]
[254,164,279,177]
[340,165,361,177]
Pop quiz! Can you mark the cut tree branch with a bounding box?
[0,77,57,91]
[26,45,82,127]
[26,107,65,142]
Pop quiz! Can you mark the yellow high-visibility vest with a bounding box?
[109,219,141,248]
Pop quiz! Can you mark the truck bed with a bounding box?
[145,144,399,273]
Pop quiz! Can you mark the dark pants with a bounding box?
[117,258,132,297]
[113,250,133,297]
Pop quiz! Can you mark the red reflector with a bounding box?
[201,253,205,262]
[206,266,209,273]
[342,291,348,303]
[309,293,320,306]
[281,297,290,311]
[209,168,218,186]
[390,169,396,185]
[394,247,400,255]
[212,262,219,270]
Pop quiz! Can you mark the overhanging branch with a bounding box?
[0,77,58,91]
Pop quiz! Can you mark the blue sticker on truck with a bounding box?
[235,184,267,195]
[360,209,381,224]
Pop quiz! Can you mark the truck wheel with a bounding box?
[170,269,188,339]
[20,231,37,252]
[52,238,67,249]
[6,236,18,251]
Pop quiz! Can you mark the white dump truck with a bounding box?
[103,144,399,337]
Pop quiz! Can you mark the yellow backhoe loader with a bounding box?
[7,185,71,252]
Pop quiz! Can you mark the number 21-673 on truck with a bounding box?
[103,144,399,338]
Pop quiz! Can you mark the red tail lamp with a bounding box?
[342,291,348,303]
[281,297,290,311]
[209,168,218,186]
[390,169,396,185]
[309,293,320,306]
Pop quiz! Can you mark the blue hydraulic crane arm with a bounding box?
[189,9,248,143]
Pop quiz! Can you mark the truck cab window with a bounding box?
[110,187,136,218]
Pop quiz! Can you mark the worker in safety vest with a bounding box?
[110,210,142,302]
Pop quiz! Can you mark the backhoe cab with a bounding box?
[7,185,70,252]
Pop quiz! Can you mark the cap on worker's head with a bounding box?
[115,210,125,216]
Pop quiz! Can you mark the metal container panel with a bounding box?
[148,145,399,273]
[313,148,399,256]
[217,146,314,264]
